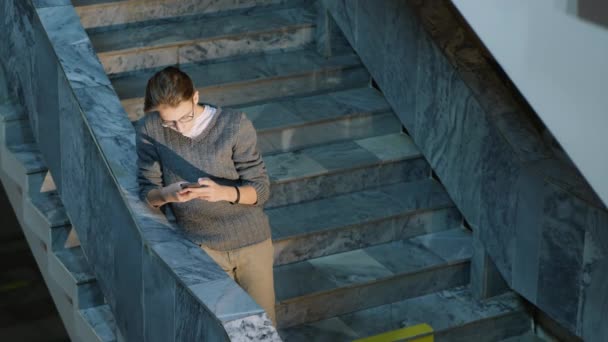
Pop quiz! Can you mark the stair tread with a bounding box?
[111,48,361,100]
[239,87,392,132]
[29,190,70,228]
[274,227,472,302]
[72,0,124,7]
[6,143,47,174]
[278,286,526,341]
[90,7,315,54]
[269,178,454,241]
[266,132,420,184]
[54,247,96,285]
[0,102,27,122]
[78,304,117,342]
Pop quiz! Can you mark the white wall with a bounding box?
[451,0,608,207]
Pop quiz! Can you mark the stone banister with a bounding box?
[0,0,279,340]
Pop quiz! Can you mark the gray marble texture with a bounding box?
[74,0,299,29]
[90,7,315,74]
[78,305,117,342]
[279,286,529,341]
[112,48,369,120]
[321,1,608,340]
[274,228,472,328]
[241,87,400,154]
[264,132,427,207]
[0,0,280,340]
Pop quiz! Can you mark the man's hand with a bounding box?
[160,181,199,203]
[180,177,235,203]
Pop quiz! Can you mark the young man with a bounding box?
[135,66,276,326]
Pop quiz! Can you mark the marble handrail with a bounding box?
[0,0,279,340]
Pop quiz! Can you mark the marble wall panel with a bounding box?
[536,182,586,332]
[33,22,61,182]
[511,168,544,303]
[415,36,484,230]
[580,208,608,342]
[143,244,175,342]
[73,85,138,192]
[322,1,608,339]
[1,0,39,140]
[80,135,120,310]
[57,76,87,226]
[113,209,144,340]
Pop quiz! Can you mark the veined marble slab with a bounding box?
[74,0,303,29]
[279,285,529,341]
[76,304,117,342]
[240,87,400,154]
[264,132,427,207]
[113,48,368,120]
[274,228,472,328]
[91,7,316,74]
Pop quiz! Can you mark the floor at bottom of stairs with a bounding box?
[0,185,69,342]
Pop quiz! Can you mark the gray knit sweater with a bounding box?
[135,104,271,251]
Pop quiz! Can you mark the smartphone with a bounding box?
[180,182,206,189]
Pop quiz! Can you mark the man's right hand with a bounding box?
[147,181,199,207]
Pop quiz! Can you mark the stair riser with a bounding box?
[273,207,462,265]
[48,252,104,310]
[276,262,471,328]
[77,0,307,29]
[23,197,53,245]
[435,312,531,342]
[46,268,80,341]
[258,111,401,155]
[121,66,370,121]
[100,26,315,75]
[75,307,117,342]
[267,158,430,208]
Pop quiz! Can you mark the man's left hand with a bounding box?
[178,177,235,202]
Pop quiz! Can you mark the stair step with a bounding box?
[76,304,117,342]
[74,0,305,29]
[27,190,69,228]
[278,286,530,341]
[269,178,462,265]
[238,87,401,155]
[1,143,47,197]
[274,228,473,328]
[4,143,46,175]
[112,48,368,121]
[23,190,69,246]
[2,119,35,146]
[0,102,27,122]
[91,7,316,75]
[48,246,104,309]
[265,132,429,208]
[500,333,545,342]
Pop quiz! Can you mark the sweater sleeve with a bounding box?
[135,118,164,207]
[233,112,270,207]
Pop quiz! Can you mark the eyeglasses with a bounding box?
[160,100,195,129]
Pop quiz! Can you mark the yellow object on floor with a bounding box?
[353,323,434,342]
[0,280,29,293]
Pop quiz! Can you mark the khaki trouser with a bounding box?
[199,238,277,327]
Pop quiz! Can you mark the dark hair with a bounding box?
[143,66,195,112]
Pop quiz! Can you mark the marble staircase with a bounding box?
[0,0,535,340]
[0,102,118,341]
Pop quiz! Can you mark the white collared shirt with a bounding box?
[182,104,217,138]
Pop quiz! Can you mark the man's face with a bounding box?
[156,91,199,134]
